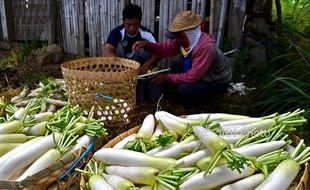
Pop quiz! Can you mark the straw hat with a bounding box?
[168,11,203,32]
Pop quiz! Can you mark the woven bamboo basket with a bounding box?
[0,143,92,189]
[80,126,309,190]
[61,57,140,124]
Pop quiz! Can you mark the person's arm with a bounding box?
[133,40,179,58]
[103,27,120,57]
[103,43,118,57]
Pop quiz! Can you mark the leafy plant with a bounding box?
[276,0,310,37]
[0,35,48,66]
[252,40,310,143]
[19,72,50,86]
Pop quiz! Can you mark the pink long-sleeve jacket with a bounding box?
[147,33,232,85]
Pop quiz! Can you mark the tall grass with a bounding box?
[252,0,310,116]
[252,36,310,143]
[247,0,310,142]
[277,0,310,37]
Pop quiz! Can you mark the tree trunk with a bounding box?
[227,0,247,49]
[0,0,13,42]
[209,0,216,35]
[275,0,282,24]
[265,0,273,24]
[48,0,57,45]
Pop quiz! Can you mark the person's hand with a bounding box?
[138,64,149,75]
[150,74,167,86]
[138,58,154,74]
[132,41,148,52]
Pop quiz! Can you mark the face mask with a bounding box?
[182,26,201,56]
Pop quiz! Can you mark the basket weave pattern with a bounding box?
[61,57,140,122]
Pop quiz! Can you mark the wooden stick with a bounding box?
[138,68,171,79]
[209,0,215,35]
[216,0,228,47]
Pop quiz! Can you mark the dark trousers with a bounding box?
[136,79,163,103]
[167,62,229,105]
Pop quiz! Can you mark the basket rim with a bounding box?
[61,57,140,71]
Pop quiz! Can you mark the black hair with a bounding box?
[122,3,142,21]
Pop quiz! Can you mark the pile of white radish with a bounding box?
[79,109,309,190]
[0,80,107,188]
[10,80,68,111]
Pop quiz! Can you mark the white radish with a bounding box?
[179,135,196,145]
[0,143,22,156]
[147,142,178,155]
[16,148,62,180]
[34,112,53,122]
[40,101,47,113]
[11,86,28,103]
[79,116,89,123]
[149,124,165,141]
[179,165,255,190]
[220,134,243,144]
[221,119,276,135]
[0,120,24,134]
[11,95,23,104]
[186,113,250,121]
[22,121,48,136]
[192,125,230,153]
[64,135,92,155]
[94,148,176,171]
[182,140,202,151]
[0,134,29,143]
[102,173,135,190]
[47,104,57,112]
[136,114,155,140]
[13,107,27,120]
[45,98,68,106]
[27,87,43,97]
[0,137,43,166]
[233,140,286,157]
[15,99,34,107]
[176,149,211,167]
[154,139,197,159]
[113,134,136,149]
[105,165,159,185]
[221,173,265,190]
[89,174,113,190]
[160,111,199,126]
[155,111,186,135]
[219,118,263,128]
[0,133,62,180]
[285,144,296,156]
[255,159,300,190]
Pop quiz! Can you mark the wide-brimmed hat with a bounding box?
[168,11,203,32]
